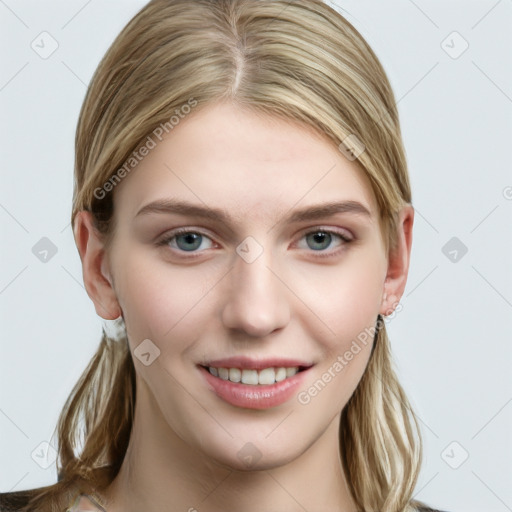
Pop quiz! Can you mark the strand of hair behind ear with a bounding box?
[340,322,428,512]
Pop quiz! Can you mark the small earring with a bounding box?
[383,294,398,316]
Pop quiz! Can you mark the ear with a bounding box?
[379,205,414,316]
[73,211,122,320]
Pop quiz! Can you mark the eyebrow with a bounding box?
[134,198,372,224]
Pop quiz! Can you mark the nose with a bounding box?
[221,247,290,338]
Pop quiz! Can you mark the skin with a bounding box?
[74,101,414,512]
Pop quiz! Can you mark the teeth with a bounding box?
[229,368,241,382]
[286,367,298,377]
[218,368,229,380]
[241,369,259,385]
[275,367,287,382]
[258,368,275,385]
[208,366,300,385]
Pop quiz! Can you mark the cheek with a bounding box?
[291,243,386,350]
[291,243,385,408]
[112,249,218,352]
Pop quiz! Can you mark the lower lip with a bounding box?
[198,365,311,410]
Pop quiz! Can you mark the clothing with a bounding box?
[0,488,107,512]
[0,487,448,511]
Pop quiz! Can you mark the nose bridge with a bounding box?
[221,239,290,337]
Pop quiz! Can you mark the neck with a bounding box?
[101,379,357,512]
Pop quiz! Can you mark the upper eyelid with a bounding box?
[291,226,354,246]
[292,228,353,248]
[158,228,214,245]
[159,226,353,248]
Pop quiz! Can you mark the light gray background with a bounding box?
[1,1,511,511]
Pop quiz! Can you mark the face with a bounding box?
[89,101,400,471]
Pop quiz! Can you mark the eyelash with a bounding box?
[155,227,354,259]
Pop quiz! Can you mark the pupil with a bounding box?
[177,233,201,251]
[308,232,331,250]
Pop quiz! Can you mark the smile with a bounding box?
[207,366,301,385]
[198,362,314,409]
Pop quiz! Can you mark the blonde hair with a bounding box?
[23,1,429,510]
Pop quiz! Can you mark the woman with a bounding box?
[0,0,447,511]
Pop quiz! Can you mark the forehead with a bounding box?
[113,101,377,223]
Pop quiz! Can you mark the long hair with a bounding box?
[23,1,428,510]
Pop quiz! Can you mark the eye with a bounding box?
[296,229,352,253]
[157,229,214,252]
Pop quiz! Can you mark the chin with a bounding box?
[193,431,307,473]
[211,448,299,473]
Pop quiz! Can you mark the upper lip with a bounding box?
[201,356,314,370]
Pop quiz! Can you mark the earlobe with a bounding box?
[379,205,414,317]
[73,211,122,320]
[381,291,399,316]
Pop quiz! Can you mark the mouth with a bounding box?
[197,360,314,410]
[200,365,311,385]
